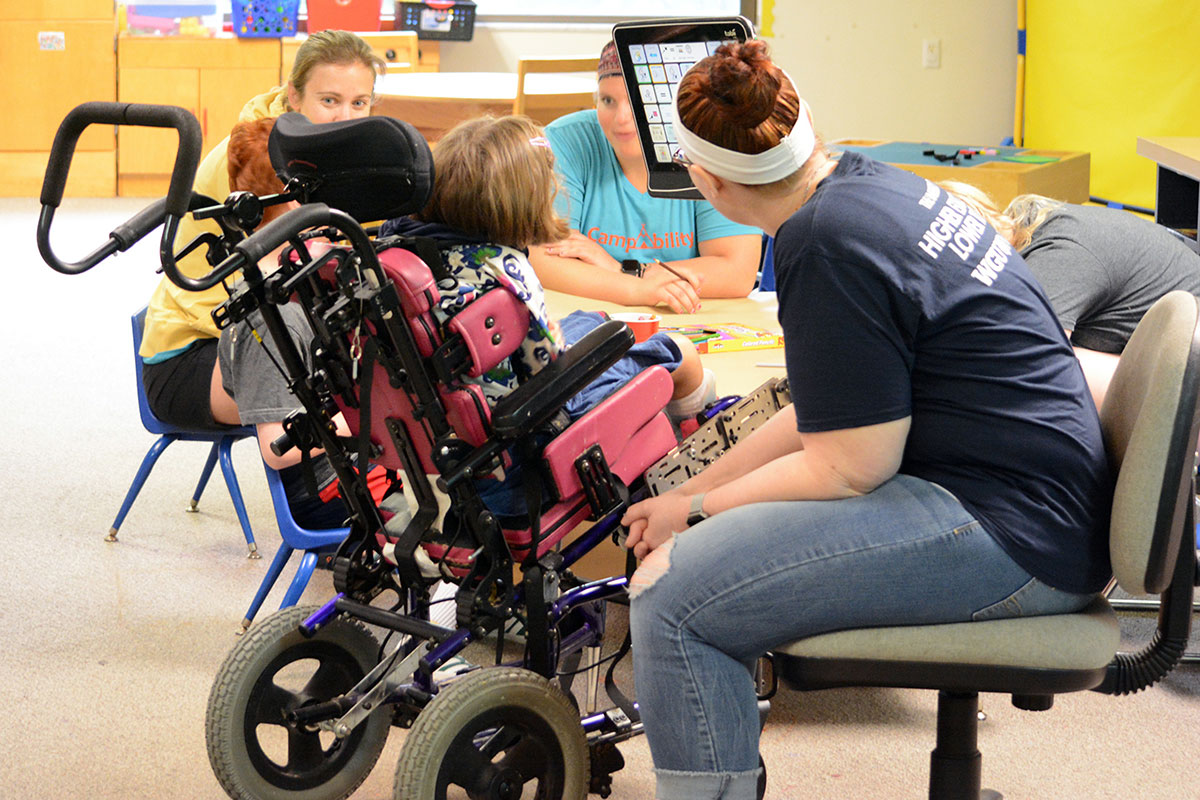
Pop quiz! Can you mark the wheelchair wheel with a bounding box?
[206,604,390,800]
[393,666,588,800]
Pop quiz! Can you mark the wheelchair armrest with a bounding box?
[490,319,634,438]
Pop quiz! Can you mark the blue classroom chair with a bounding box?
[110,308,259,557]
[239,463,350,632]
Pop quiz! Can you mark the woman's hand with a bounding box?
[638,265,702,314]
[542,231,622,270]
[641,260,703,314]
[622,491,693,559]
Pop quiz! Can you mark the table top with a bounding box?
[831,138,1091,205]
[375,71,597,102]
[544,289,786,397]
[1137,137,1200,180]
[834,139,1084,169]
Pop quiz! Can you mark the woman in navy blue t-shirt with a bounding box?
[619,40,1112,800]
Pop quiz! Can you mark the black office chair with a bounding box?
[770,290,1200,799]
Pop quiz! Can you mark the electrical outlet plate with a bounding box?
[922,38,941,68]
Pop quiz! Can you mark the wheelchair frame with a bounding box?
[37,102,792,800]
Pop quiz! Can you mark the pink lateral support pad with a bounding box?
[542,366,676,500]
[446,288,533,377]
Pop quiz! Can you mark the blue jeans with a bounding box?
[628,474,1096,800]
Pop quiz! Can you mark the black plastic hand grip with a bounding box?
[235,204,334,266]
[110,198,168,251]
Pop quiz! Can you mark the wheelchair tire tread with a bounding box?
[205,604,390,800]
[392,666,589,800]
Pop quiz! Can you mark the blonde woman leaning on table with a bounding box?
[139,30,384,431]
[529,41,762,315]
[941,180,1200,410]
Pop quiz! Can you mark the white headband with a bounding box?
[671,68,814,185]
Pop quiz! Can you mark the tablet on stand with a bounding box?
[611,16,755,200]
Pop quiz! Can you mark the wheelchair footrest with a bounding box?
[643,377,791,495]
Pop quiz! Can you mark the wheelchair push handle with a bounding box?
[171,203,377,294]
[164,202,337,292]
[37,102,203,275]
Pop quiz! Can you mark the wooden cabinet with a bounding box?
[281,32,438,78]
[117,35,280,197]
[0,2,115,197]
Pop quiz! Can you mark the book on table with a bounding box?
[659,322,784,354]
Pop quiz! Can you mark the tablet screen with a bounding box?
[611,17,754,199]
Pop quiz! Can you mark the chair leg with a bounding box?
[217,437,258,558]
[929,690,1001,800]
[108,434,178,541]
[240,542,295,634]
[189,442,221,512]
[279,550,321,610]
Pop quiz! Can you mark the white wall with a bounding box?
[435,22,612,73]
[765,0,1018,145]
[438,1,1018,146]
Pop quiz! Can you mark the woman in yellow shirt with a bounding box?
[139,29,384,430]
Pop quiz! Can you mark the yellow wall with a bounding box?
[1023,1,1200,208]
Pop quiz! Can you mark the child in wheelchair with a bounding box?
[377,114,716,519]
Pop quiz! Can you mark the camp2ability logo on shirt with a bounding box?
[586,224,694,254]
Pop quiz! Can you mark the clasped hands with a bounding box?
[621,489,696,560]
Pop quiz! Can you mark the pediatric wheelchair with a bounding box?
[38,102,791,800]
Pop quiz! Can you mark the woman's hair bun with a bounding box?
[706,40,779,128]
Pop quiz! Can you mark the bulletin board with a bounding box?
[1022,1,1200,210]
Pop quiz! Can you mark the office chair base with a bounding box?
[929,691,1006,800]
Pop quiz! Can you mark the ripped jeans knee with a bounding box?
[629,537,675,600]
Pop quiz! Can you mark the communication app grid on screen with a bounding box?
[613,17,753,198]
[626,40,725,166]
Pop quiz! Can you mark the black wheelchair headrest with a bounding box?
[268,112,433,222]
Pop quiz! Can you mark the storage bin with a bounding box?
[395,0,475,41]
[231,0,300,38]
[125,3,219,35]
[307,0,382,33]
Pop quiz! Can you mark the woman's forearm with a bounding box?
[685,234,762,297]
[663,254,757,297]
[528,248,645,305]
[679,406,804,494]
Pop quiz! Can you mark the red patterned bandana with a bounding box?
[598,40,621,80]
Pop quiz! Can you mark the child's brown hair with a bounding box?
[227,117,289,227]
[417,115,568,250]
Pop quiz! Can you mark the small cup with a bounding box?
[610,312,661,343]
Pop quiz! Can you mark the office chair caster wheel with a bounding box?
[206,604,389,800]
[394,666,589,800]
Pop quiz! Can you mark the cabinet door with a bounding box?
[1,20,115,152]
[199,67,281,155]
[0,0,113,20]
[117,67,200,176]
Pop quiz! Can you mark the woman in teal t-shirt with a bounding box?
[530,41,762,315]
